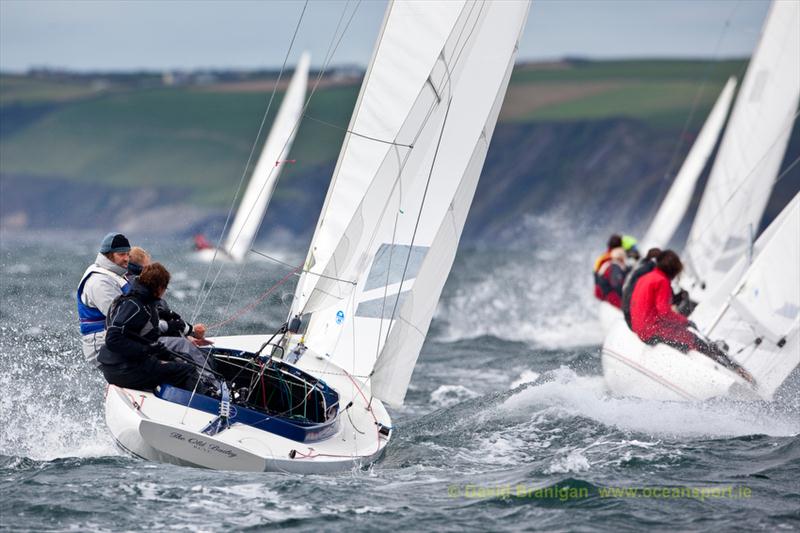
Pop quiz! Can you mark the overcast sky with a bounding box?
[0,0,772,73]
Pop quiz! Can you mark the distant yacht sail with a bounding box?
[199,52,310,262]
[641,77,736,251]
[682,0,800,299]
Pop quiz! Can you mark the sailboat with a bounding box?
[602,0,800,401]
[194,52,310,263]
[603,193,799,401]
[104,1,530,472]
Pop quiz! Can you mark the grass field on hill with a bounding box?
[0,59,747,206]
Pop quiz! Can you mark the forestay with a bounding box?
[291,1,529,405]
[642,77,736,250]
[223,52,310,261]
[692,193,800,399]
[682,0,800,299]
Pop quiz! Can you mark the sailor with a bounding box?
[125,247,213,369]
[621,234,640,262]
[193,233,213,251]
[593,234,628,308]
[97,262,200,392]
[621,247,661,327]
[126,246,149,280]
[77,232,132,364]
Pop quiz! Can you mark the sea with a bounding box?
[1,221,798,532]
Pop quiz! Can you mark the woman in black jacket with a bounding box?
[98,262,199,391]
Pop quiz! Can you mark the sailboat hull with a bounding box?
[598,300,624,335]
[105,335,392,473]
[601,321,760,402]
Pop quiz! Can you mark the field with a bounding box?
[0,59,747,207]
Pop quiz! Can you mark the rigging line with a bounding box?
[383,99,454,352]
[302,114,414,148]
[686,108,800,251]
[353,0,480,299]
[219,0,346,278]
[192,0,309,323]
[377,2,484,356]
[249,248,357,284]
[217,1,309,319]
[223,0,361,304]
[645,0,742,227]
[772,153,800,187]
[301,0,473,318]
[207,266,301,331]
[375,146,404,364]
[209,3,363,330]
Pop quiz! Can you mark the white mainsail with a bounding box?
[682,0,800,299]
[291,3,465,315]
[290,1,529,405]
[222,52,310,261]
[641,77,736,251]
[692,193,800,399]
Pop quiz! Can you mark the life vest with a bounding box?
[76,264,129,335]
[593,250,612,300]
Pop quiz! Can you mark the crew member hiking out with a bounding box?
[97,262,204,392]
[629,250,754,382]
[77,232,132,364]
[621,247,660,327]
[593,234,628,308]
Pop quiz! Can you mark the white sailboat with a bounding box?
[105,1,530,472]
[601,0,800,401]
[194,52,310,263]
[603,193,799,401]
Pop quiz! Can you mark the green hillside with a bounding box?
[0,59,747,208]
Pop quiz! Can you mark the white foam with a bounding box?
[545,450,591,474]
[502,367,800,438]
[429,384,480,409]
[510,370,540,389]
[439,213,608,348]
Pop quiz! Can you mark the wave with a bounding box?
[501,367,800,439]
[438,213,613,348]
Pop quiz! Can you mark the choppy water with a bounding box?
[1,225,798,532]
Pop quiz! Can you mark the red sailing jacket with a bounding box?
[630,267,690,343]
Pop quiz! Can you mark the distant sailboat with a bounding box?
[195,52,310,263]
[601,0,800,401]
[105,1,529,471]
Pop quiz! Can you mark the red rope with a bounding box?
[207,266,300,331]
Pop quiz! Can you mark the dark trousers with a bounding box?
[101,356,197,392]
